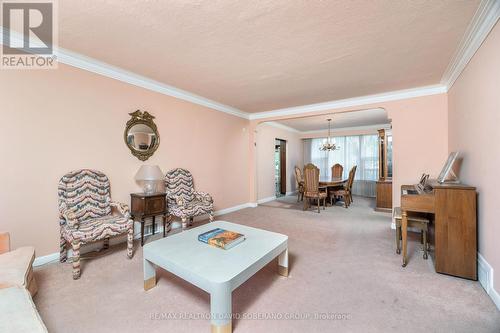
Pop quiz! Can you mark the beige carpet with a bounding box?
[33,196,500,332]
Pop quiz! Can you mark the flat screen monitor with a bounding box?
[437,151,459,183]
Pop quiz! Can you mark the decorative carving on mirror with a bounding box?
[124,110,160,161]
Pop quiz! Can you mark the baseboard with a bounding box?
[478,252,500,310]
[491,285,500,311]
[478,253,493,294]
[33,252,59,267]
[214,202,255,216]
[33,201,257,267]
[257,196,276,204]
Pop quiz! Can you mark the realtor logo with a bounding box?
[1,0,57,69]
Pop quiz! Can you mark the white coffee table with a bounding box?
[143,221,288,333]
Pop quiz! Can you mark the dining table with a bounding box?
[319,176,347,187]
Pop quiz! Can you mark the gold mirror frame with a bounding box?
[124,110,160,161]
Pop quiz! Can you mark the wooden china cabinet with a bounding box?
[375,129,393,212]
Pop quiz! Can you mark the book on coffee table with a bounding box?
[198,228,245,250]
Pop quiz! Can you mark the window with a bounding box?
[303,134,379,197]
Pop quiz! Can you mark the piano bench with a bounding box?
[393,207,430,260]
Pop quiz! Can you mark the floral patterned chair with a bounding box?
[165,168,214,230]
[58,169,134,279]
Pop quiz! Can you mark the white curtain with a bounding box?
[303,135,379,197]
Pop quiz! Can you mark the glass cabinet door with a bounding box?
[387,133,393,179]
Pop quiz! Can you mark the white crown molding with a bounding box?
[261,121,302,133]
[248,85,447,120]
[441,0,500,89]
[0,27,250,120]
[4,0,499,124]
[56,48,250,119]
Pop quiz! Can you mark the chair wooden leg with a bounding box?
[317,197,320,213]
[181,217,188,230]
[323,198,326,209]
[127,227,134,259]
[344,196,348,208]
[396,225,401,254]
[303,197,307,210]
[71,240,81,280]
[59,232,67,263]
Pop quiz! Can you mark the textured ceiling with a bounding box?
[57,0,479,112]
[275,108,389,132]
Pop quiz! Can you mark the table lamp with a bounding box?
[135,165,164,194]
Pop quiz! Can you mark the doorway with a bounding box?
[275,139,286,197]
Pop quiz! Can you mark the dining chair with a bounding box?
[303,163,327,213]
[329,165,357,208]
[331,163,343,178]
[294,166,304,202]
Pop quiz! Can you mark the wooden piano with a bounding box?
[400,180,477,280]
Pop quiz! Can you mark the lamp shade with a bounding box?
[134,165,163,181]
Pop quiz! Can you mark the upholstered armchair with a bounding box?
[165,168,214,230]
[58,169,134,279]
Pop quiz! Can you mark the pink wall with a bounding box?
[0,64,250,256]
[256,123,303,200]
[448,22,500,289]
[249,94,449,207]
[0,52,450,262]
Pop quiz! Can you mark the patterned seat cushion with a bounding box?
[305,191,327,198]
[61,215,132,244]
[331,189,348,195]
[165,168,214,220]
[169,199,213,218]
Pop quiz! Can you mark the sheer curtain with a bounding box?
[303,135,379,197]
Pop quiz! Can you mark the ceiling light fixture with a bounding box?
[319,118,340,151]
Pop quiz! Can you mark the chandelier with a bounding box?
[319,118,340,151]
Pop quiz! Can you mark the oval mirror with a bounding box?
[124,110,160,161]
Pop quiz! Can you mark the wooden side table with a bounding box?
[130,192,170,246]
